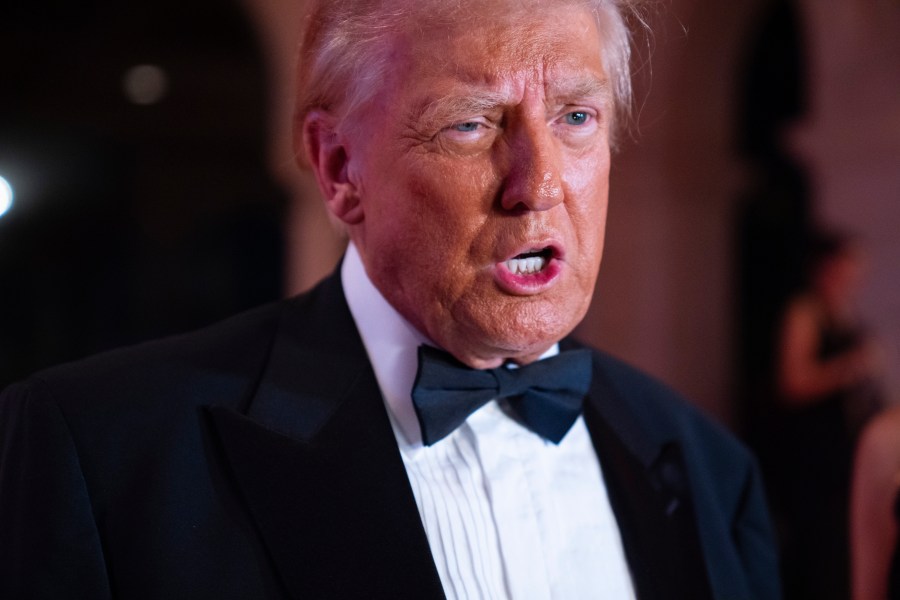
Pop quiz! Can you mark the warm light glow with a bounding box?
[123,64,169,106]
[0,175,13,219]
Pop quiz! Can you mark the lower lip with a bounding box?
[493,258,563,295]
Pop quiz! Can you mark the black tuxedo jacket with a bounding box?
[0,270,779,599]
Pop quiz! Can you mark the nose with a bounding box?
[499,120,564,212]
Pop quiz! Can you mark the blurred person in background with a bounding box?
[765,230,884,599]
[851,404,900,600]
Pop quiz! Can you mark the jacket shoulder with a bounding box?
[583,347,780,598]
[587,346,754,465]
[3,298,297,416]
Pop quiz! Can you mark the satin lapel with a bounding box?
[575,346,714,600]
[203,272,445,600]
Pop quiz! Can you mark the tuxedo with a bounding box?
[0,269,779,599]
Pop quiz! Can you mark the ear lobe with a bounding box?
[301,110,364,225]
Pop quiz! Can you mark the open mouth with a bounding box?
[505,247,553,275]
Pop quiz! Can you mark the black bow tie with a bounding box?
[410,345,593,446]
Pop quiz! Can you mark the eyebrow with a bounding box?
[554,76,612,104]
[411,74,612,129]
[413,91,510,131]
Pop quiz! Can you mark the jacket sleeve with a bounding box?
[0,380,113,599]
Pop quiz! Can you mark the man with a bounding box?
[0,0,779,598]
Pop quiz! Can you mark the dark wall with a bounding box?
[0,0,285,387]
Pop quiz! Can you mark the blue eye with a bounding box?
[565,111,589,125]
[452,121,481,132]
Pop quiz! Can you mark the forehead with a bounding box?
[386,4,607,101]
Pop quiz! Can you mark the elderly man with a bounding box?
[0,0,779,598]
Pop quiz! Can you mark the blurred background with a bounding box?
[0,0,289,384]
[5,0,897,419]
[2,0,899,595]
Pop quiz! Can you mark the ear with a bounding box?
[299,110,364,225]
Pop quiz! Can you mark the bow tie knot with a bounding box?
[411,345,593,446]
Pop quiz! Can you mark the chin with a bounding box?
[470,303,584,364]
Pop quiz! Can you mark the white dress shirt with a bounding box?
[342,243,636,599]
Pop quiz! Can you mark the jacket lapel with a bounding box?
[204,273,716,599]
[575,344,714,600]
[203,272,445,600]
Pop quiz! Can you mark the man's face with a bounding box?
[337,3,611,368]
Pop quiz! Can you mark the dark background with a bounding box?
[0,0,285,387]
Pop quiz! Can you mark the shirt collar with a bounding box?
[342,242,431,445]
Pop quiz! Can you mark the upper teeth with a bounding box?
[507,256,546,275]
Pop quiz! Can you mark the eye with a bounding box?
[435,116,497,154]
[564,111,590,126]
[451,121,482,133]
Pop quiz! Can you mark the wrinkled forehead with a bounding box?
[397,0,595,21]
[385,2,606,94]
[396,0,600,54]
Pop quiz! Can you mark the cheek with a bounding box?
[567,157,609,262]
[406,164,493,245]
[371,170,483,285]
